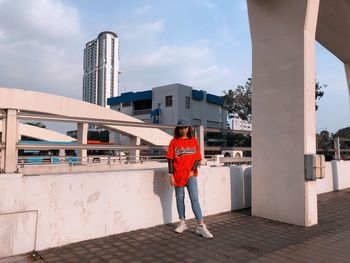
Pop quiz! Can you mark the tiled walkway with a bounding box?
[2,189,350,263]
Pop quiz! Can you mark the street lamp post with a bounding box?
[157,103,161,124]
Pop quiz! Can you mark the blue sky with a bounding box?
[0,0,348,132]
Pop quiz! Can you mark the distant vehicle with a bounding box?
[221,150,243,158]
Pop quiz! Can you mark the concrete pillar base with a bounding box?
[77,123,88,165]
[4,110,18,173]
[248,0,319,226]
[130,136,141,163]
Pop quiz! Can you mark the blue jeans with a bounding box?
[175,176,203,221]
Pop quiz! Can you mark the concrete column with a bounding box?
[77,123,88,165]
[129,136,141,162]
[4,109,19,173]
[248,0,320,226]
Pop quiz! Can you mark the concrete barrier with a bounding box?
[0,165,251,257]
[316,161,350,193]
[1,160,348,258]
[331,160,350,191]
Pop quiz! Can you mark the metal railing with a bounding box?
[317,137,350,160]
[0,110,254,173]
[6,109,349,174]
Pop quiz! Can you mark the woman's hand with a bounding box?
[188,170,194,179]
[169,174,175,186]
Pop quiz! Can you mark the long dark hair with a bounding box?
[174,126,193,139]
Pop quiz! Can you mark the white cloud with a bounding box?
[196,0,217,9]
[119,20,165,43]
[142,20,164,33]
[0,0,83,98]
[0,41,82,98]
[126,44,210,68]
[239,1,248,12]
[0,0,80,43]
[133,5,151,15]
[121,42,235,94]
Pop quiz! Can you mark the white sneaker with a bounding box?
[174,220,188,233]
[196,224,213,238]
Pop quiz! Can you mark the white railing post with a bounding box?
[334,137,341,160]
[130,136,140,163]
[4,109,18,173]
[195,125,205,165]
[0,116,5,172]
[59,149,66,164]
[77,123,88,165]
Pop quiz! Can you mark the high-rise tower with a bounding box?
[82,31,119,107]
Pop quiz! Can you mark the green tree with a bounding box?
[222,77,327,120]
[316,130,333,161]
[333,127,350,139]
[25,122,46,129]
[222,77,252,121]
[315,81,327,111]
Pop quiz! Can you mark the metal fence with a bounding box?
[2,109,350,174]
[0,110,252,173]
[317,137,350,161]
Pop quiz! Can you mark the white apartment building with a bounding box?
[82,31,120,107]
[108,83,227,128]
[232,114,252,131]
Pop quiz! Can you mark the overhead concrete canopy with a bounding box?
[0,87,172,146]
[316,0,350,62]
[0,122,75,142]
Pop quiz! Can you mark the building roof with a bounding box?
[98,31,118,38]
[108,84,224,106]
[107,90,152,106]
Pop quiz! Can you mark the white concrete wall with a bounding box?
[316,161,350,193]
[0,165,251,258]
[1,161,348,258]
[331,160,350,191]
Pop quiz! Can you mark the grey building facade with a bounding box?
[107,83,227,129]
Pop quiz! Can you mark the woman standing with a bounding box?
[166,119,213,238]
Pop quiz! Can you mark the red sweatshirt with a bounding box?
[166,137,202,187]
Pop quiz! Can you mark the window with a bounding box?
[165,95,173,107]
[134,100,152,111]
[185,96,190,109]
[122,101,131,107]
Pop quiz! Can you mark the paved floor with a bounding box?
[2,189,350,263]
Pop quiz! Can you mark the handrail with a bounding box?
[317,148,350,152]
[204,127,251,135]
[18,112,175,130]
[17,144,168,150]
[205,146,252,151]
[17,143,251,153]
[219,157,252,163]
[18,111,251,134]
